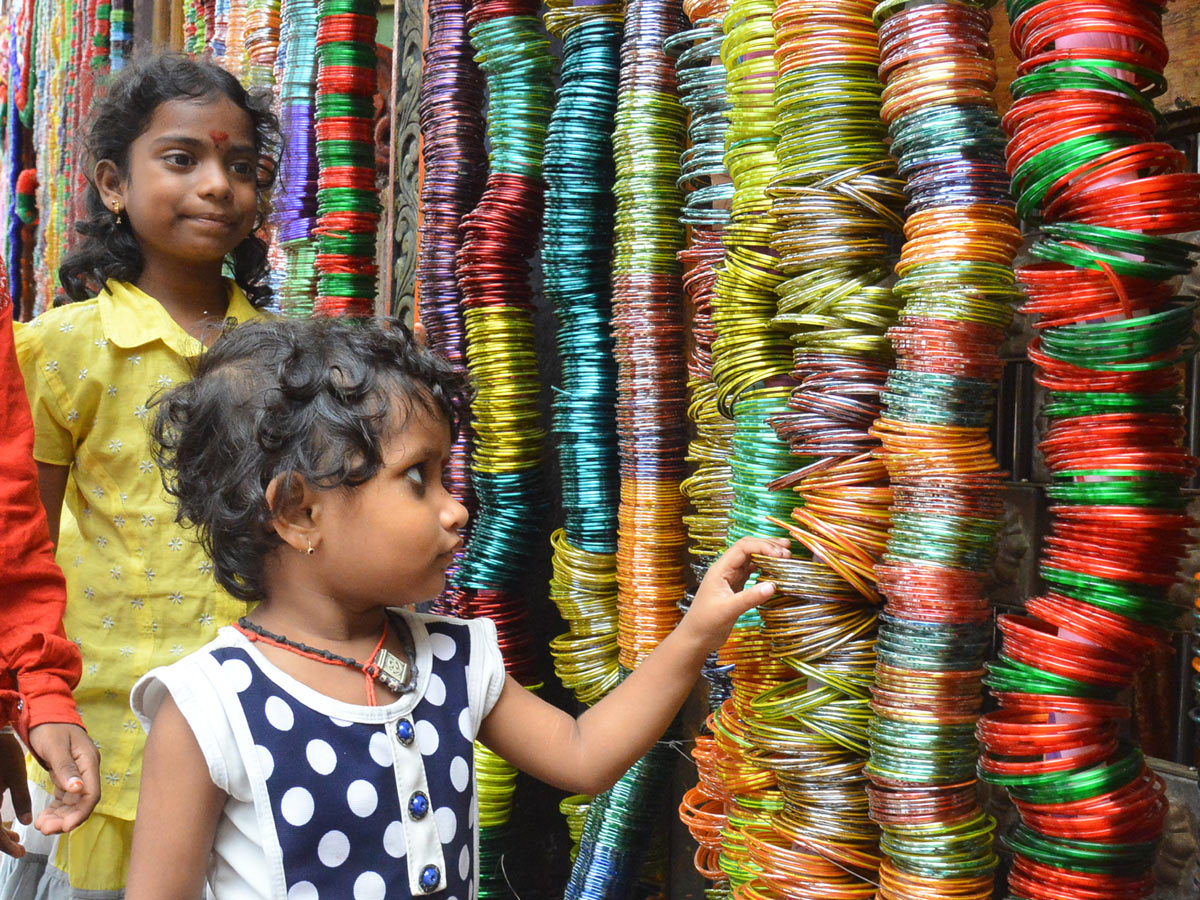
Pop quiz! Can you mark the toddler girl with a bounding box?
[126,316,788,899]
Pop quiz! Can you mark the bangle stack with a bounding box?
[868,2,1019,898]
[977,4,1200,899]
[542,2,624,708]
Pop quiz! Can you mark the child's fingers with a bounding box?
[728,580,777,614]
[708,537,791,586]
[0,826,25,859]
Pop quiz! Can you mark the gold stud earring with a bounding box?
[305,539,315,556]
[112,199,122,226]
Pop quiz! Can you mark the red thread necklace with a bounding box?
[234,615,415,706]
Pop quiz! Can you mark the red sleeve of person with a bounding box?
[0,259,83,742]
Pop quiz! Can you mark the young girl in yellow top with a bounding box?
[3,53,280,898]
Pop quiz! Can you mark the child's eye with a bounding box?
[164,152,194,167]
[405,465,425,488]
[230,160,256,178]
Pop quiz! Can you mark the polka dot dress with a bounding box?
[208,619,479,900]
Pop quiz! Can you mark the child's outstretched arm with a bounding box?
[477,536,788,795]
[125,694,225,900]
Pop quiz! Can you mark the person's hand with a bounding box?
[28,723,100,836]
[0,732,31,858]
[681,536,791,652]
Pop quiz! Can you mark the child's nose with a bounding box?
[198,160,235,200]
[445,496,469,532]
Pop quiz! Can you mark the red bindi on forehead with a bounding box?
[210,130,229,148]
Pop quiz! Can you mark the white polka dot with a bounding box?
[347,779,378,817]
[416,719,440,755]
[255,745,274,780]
[383,820,406,858]
[221,658,253,692]
[469,802,476,829]
[353,871,386,900]
[450,756,469,792]
[435,806,457,843]
[330,716,353,727]
[425,673,446,706]
[459,845,471,880]
[306,739,337,776]
[459,707,473,740]
[265,696,294,731]
[317,830,350,867]
[281,787,314,826]
[430,632,457,660]
[288,882,319,900]
[369,730,393,767]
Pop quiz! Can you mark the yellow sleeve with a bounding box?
[13,320,77,466]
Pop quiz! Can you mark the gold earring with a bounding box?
[112,199,122,226]
[305,539,315,556]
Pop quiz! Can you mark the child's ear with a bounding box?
[265,473,319,554]
[93,160,125,214]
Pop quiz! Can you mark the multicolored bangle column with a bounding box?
[977,4,1200,899]
[542,0,623,707]
[418,0,487,612]
[453,1,554,896]
[244,0,282,87]
[312,0,382,318]
[109,0,131,68]
[275,0,321,317]
[562,0,689,895]
[868,2,1021,899]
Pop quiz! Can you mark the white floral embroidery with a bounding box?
[119,646,135,657]
[107,384,117,397]
[96,536,108,548]
[87,663,99,675]
[129,354,142,365]
[110,566,122,579]
[66,409,80,422]
[44,360,58,373]
[105,772,121,785]
[95,337,108,347]
[170,644,185,655]
[134,404,149,420]
[71,636,83,647]
[198,613,214,627]
[83,586,95,600]
[169,591,184,604]
[168,538,183,552]
[109,439,123,453]
[198,560,214,575]
[145,567,157,582]
[130,597,144,609]
[78,368,89,380]
[73,556,83,567]
[58,321,74,333]
[141,513,155,527]
[139,459,155,473]
[113,515,126,528]
[120,492,128,502]
[81,507,92,517]
[156,374,173,388]
[123,720,139,733]
[92,486,104,498]
[101,615,115,630]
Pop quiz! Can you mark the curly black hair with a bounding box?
[58,53,282,307]
[151,317,469,602]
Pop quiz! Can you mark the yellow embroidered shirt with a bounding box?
[14,279,262,818]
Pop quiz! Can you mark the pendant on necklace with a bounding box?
[373,648,411,693]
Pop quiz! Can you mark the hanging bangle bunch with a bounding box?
[610,0,690,670]
[453,3,553,895]
[88,0,111,73]
[542,2,623,708]
[275,0,321,317]
[183,0,209,55]
[109,0,131,68]
[312,0,382,318]
[667,0,735,568]
[419,0,486,614]
[709,0,791,418]
[224,0,248,78]
[975,4,1200,899]
[245,0,282,87]
[715,3,906,897]
[868,2,1020,899]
